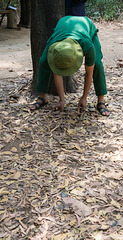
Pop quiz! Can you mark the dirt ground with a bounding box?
[0,17,123,240]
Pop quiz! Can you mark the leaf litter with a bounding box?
[0,22,123,240]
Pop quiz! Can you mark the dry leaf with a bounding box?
[118,217,123,226]
[0,232,7,238]
[92,230,103,240]
[52,233,71,240]
[71,188,84,197]
[0,197,8,203]
[1,23,123,239]
[12,171,21,179]
[63,197,92,217]
[11,147,18,152]
[25,154,32,160]
[0,151,12,155]
[0,188,10,195]
[111,199,121,209]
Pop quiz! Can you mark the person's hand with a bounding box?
[52,101,64,112]
[78,96,87,113]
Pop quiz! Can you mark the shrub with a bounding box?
[86,0,123,21]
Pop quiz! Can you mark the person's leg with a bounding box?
[30,49,51,110]
[65,0,72,15]
[65,8,72,15]
[30,93,48,111]
[93,35,107,96]
[92,34,109,115]
[72,2,85,16]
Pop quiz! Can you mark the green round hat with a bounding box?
[47,38,83,76]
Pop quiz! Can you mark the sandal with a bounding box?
[30,97,48,111]
[97,102,109,116]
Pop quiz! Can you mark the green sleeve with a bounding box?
[85,46,95,66]
[78,39,95,67]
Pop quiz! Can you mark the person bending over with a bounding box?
[30,16,109,116]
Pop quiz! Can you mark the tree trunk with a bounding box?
[19,0,31,27]
[31,0,78,95]
[7,9,17,29]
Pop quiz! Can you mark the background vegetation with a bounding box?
[86,0,123,21]
[0,0,20,9]
[0,0,123,21]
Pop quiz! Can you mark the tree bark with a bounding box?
[31,0,78,95]
[7,9,17,29]
[19,0,31,27]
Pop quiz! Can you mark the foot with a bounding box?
[97,102,110,116]
[30,97,48,111]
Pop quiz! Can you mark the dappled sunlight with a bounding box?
[0,24,32,81]
[0,18,123,240]
[0,61,22,68]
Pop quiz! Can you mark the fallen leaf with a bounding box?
[92,230,103,240]
[57,154,67,161]
[69,219,76,226]
[0,151,12,155]
[25,154,32,160]
[0,188,10,195]
[0,197,8,203]
[63,197,92,217]
[11,147,18,152]
[52,232,71,240]
[111,199,121,209]
[71,188,84,197]
[86,197,97,203]
[100,224,109,230]
[0,232,7,238]
[117,217,123,226]
[6,181,14,185]
[12,171,21,180]
[110,233,123,240]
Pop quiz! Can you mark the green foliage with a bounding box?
[0,0,20,8]
[1,0,123,21]
[85,0,123,21]
[10,0,20,8]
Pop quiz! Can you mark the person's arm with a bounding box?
[78,64,94,112]
[52,73,65,111]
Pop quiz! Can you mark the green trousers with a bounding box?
[92,34,107,96]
